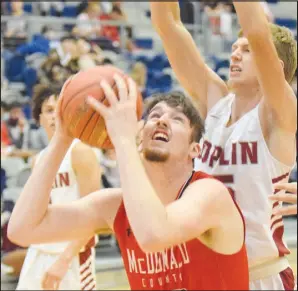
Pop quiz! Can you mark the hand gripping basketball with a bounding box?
[87,74,139,148]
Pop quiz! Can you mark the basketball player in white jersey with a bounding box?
[16,84,102,290]
[150,1,297,290]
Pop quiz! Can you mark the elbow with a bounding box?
[245,25,270,43]
[7,222,30,248]
[137,232,164,253]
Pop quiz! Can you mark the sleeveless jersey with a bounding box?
[194,94,294,268]
[32,139,97,254]
[113,171,249,290]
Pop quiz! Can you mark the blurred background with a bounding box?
[1,1,297,290]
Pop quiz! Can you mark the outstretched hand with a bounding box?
[87,74,139,148]
[269,182,297,216]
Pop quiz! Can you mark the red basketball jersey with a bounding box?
[113,171,249,290]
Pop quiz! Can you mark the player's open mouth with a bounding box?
[152,131,169,142]
[230,65,242,72]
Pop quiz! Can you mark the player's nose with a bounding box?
[231,50,242,62]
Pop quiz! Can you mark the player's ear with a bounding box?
[189,142,200,160]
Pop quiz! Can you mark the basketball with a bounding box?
[59,65,143,149]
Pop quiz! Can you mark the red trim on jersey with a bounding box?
[271,173,290,258]
[272,172,289,184]
[79,248,96,290]
[213,174,234,184]
[279,267,295,291]
[272,219,290,256]
[84,237,96,249]
[270,217,283,230]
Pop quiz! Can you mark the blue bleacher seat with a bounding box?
[275,18,297,30]
[23,3,32,14]
[62,5,78,18]
[214,59,230,73]
[134,38,154,50]
[1,168,7,196]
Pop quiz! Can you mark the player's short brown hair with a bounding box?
[144,91,205,143]
[32,84,61,123]
[238,23,297,83]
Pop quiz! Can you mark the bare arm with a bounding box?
[42,142,103,288]
[7,135,120,246]
[150,2,228,118]
[234,2,297,134]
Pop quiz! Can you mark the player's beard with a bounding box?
[143,148,169,162]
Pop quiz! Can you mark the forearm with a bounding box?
[150,2,181,31]
[115,141,168,246]
[8,136,72,239]
[58,236,92,264]
[234,2,269,36]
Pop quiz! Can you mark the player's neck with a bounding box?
[229,87,262,125]
[46,130,54,142]
[144,159,193,205]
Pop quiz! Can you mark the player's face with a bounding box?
[228,37,259,89]
[142,102,197,163]
[39,95,57,137]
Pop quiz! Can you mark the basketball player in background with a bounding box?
[150,1,297,290]
[8,79,249,290]
[270,182,297,216]
[16,84,102,290]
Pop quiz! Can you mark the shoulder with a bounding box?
[71,141,99,169]
[185,177,233,209]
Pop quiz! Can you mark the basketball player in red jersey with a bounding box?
[8,76,249,290]
[150,2,297,290]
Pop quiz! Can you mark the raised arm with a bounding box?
[40,142,103,290]
[234,2,297,134]
[7,134,121,246]
[8,99,122,246]
[150,2,228,118]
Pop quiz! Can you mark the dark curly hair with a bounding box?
[32,84,61,123]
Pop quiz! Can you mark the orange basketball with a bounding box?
[59,65,143,149]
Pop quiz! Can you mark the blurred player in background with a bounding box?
[16,84,102,290]
[150,1,297,290]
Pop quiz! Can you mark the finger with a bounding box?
[114,74,128,102]
[273,205,297,216]
[269,193,297,204]
[274,182,297,193]
[86,96,109,119]
[127,77,138,104]
[101,80,118,106]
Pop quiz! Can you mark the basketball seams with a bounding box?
[59,66,142,149]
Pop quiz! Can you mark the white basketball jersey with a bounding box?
[194,94,294,268]
[31,139,81,254]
